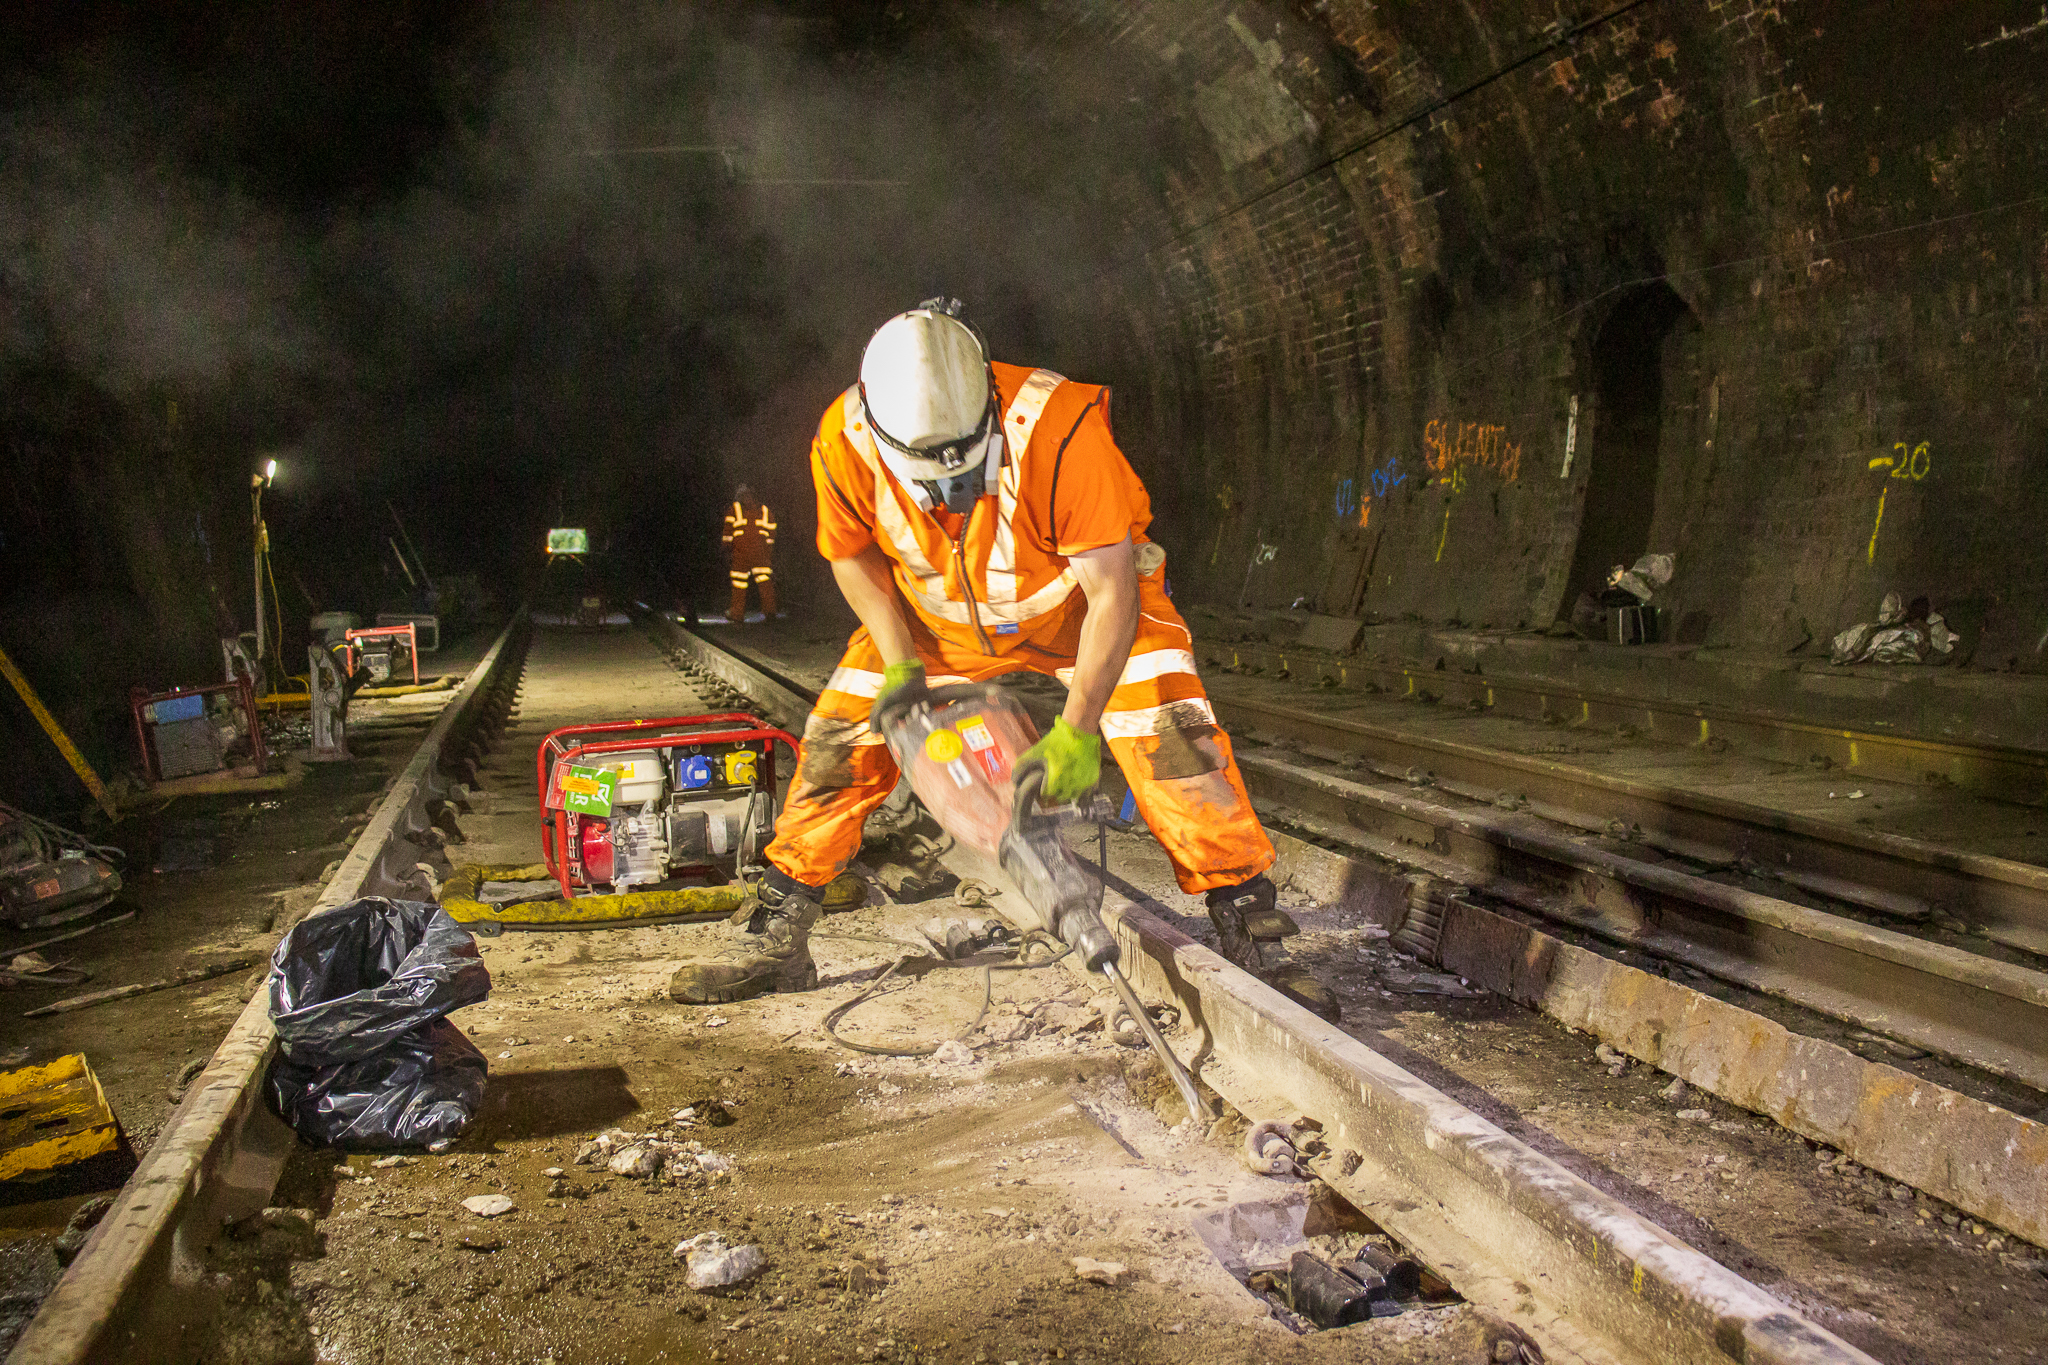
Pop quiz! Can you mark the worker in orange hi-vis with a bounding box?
[722,484,778,622]
[670,299,1337,1020]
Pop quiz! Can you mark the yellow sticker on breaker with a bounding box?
[924,729,964,763]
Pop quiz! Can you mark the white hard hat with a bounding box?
[858,306,999,483]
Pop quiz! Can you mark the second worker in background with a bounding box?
[723,483,778,622]
[671,299,1337,1021]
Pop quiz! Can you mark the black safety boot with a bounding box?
[1206,880,1342,1024]
[1218,873,1299,942]
[669,869,823,1004]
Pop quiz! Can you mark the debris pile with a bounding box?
[571,1125,738,1184]
[1831,592,1958,665]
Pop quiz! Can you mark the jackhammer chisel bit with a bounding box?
[1003,766,1213,1125]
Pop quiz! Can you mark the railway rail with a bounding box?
[1207,691,2048,959]
[1205,636,2048,809]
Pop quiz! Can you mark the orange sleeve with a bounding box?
[811,405,877,560]
[1031,388,1152,555]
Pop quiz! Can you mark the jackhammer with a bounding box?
[880,684,1213,1124]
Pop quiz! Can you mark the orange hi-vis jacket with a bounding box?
[723,499,777,579]
[766,362,1275,896]
[811,362,1154,654]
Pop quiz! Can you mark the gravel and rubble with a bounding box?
[185,626,1550,1364]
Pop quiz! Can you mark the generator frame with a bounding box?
[129,675,268,785]
[536,712,797,899]
[343,622,420,686]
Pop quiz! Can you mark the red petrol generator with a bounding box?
[536,713,797,898]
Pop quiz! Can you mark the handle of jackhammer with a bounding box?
[1007,765,1119,971]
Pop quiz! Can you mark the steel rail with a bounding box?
[10,613,531,1365]
[684,625,1880,1365]
[1207,637,2048,809]
[1233,749,2048,1095]
[1210,690,2048,958]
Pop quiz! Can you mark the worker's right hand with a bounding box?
[868,660,929,734]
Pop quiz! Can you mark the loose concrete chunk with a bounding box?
[931,1040,974,1066]
[461,1194,516,1217]
[1072,1257,1128,1286]
[676,1232,766,1289]
[609,1146,661,1177]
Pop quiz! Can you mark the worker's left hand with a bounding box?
[1018,718,1102,804]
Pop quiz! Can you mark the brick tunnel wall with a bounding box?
[1008,0,2048,668]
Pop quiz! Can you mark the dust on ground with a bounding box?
[201,621,1524,1363]
[705,616,2048,1364]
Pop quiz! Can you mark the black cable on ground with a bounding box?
[817,928,1071,1058]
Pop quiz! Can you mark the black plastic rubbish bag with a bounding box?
[264,897,491,1149]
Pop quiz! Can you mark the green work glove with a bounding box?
[868,659,929,734]
[1018,718,1102,804]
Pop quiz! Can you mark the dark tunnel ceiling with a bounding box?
[5,0,2047,654]
[1,1,1187,602]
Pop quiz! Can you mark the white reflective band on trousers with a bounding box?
[817,667,974,746]
[841,369,1081,630]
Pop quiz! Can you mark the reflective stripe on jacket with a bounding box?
[810,362,1153,653]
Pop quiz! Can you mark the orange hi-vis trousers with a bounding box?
[764,573,1274,895]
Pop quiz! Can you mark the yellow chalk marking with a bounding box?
[1632,1263,1646,1294]
[1435,503,1452,562]
[1699,718,1710,744]
[0,645,117,819]
[1867,484,1887,563]
[1849,740,1860,767]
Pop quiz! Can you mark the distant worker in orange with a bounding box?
[670,299,1336,1020]
[722,484,778,622]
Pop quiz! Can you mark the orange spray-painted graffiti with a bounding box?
[1423,419,1523,484]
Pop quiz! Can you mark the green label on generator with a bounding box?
[560,764,617,817]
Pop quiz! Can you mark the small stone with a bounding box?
[1676,1109,1710,1122]
[563,1036,575,1043]
[371,1155,415,1169]
[1594,1043,1626,1067]
[677,1235,767,1289]
[1072,1257,1127,1286]
[931,1040,975,1066]
[1660,1079,1689,1101]
[541,1167,564,1178]
[673,1107,698,1122]
[573,1141,602,1165]
[461,1195,516,1218]
[405,1231,428,1241]
[609,1146,663,1178]
[705,1017,729,1029]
